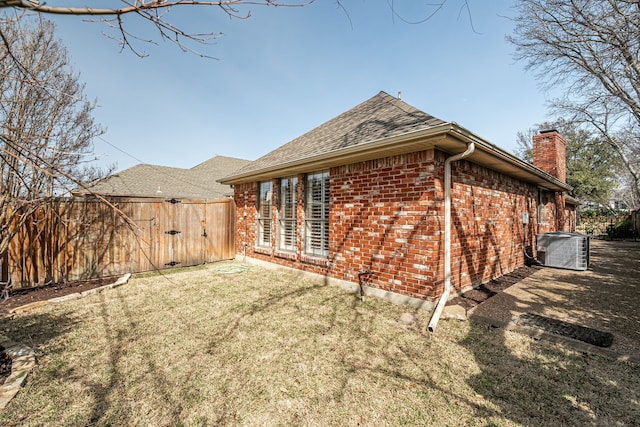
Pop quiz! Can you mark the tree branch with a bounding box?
[4,0,312,16]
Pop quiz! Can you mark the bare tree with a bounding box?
[1,15,106,296]
[617,167,640,210]
[611,122,640,209]
[508,0,640,204]
[0,1,312,57]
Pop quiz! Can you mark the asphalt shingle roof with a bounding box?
[76,155,250,199]
[227,91,446,178]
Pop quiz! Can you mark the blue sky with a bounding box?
[48,0,553,173]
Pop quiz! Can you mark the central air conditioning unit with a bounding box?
[536,232,590,271]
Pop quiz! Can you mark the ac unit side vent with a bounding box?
[536,232,590,271]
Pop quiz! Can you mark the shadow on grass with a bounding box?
[5,254,638,425]
[2,310,80,356]
[79,288,192,425]
[325,321,511,423]
[463,320,640,425]
[203,279,335,425]
[106,270,339,425]
[205,280,331,351]
[1,286,202,425]
[89,292,140,423]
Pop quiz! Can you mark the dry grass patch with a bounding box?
[1,261,639,426]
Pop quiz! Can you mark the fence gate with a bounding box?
[143,197,235,272]
[158,198,210,268]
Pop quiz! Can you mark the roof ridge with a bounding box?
[75,155,249,199]
[190,155,251,170]
[225,91,445,179]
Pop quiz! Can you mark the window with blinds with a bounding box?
[278,176,298,251]
[257,181,273,247]
[305,171,329,257]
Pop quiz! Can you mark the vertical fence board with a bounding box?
[206,199,235,261]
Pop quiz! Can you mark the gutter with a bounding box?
[219,122,571,193]
[427,142,476,333]
[219,123,456,185]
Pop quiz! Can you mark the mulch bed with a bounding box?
[0,277,117,316]
[516,312,615,347]
[447,265,542,311]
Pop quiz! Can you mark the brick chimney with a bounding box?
[533,130,566,182]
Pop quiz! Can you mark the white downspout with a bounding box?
[428,142,475,333]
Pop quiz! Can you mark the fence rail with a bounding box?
[3,197,235,289]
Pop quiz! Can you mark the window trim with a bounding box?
[304,170,330,258]
[278,176,298,252]
[257,181,273,248]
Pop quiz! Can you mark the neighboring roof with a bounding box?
[220,91,572,192]
[75,155,250,199]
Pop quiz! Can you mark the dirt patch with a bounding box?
[0,277,116,316]
[447,265,542,311]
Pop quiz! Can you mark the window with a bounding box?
[257,181,273,247]
[278,176,298,251]
[305,171,329,257]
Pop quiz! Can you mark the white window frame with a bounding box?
[257,181,273,247]
[278,176,298,252]
[304,170,330,257]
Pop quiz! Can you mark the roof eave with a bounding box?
[220,122,572,193]
[445,124,572,192]
[219,123,456,184]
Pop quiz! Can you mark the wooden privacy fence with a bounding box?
[3,197,236,289]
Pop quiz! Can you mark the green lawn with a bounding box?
[1,262,638,426]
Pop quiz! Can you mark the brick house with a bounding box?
[220,91,576,318]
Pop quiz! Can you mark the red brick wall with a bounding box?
[233,148,563,302]
[233,178,332,277]
[233,183,257,259]
[330,151,442,300]
[448,160,537,295]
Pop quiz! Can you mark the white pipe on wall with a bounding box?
[428,142,475,333]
